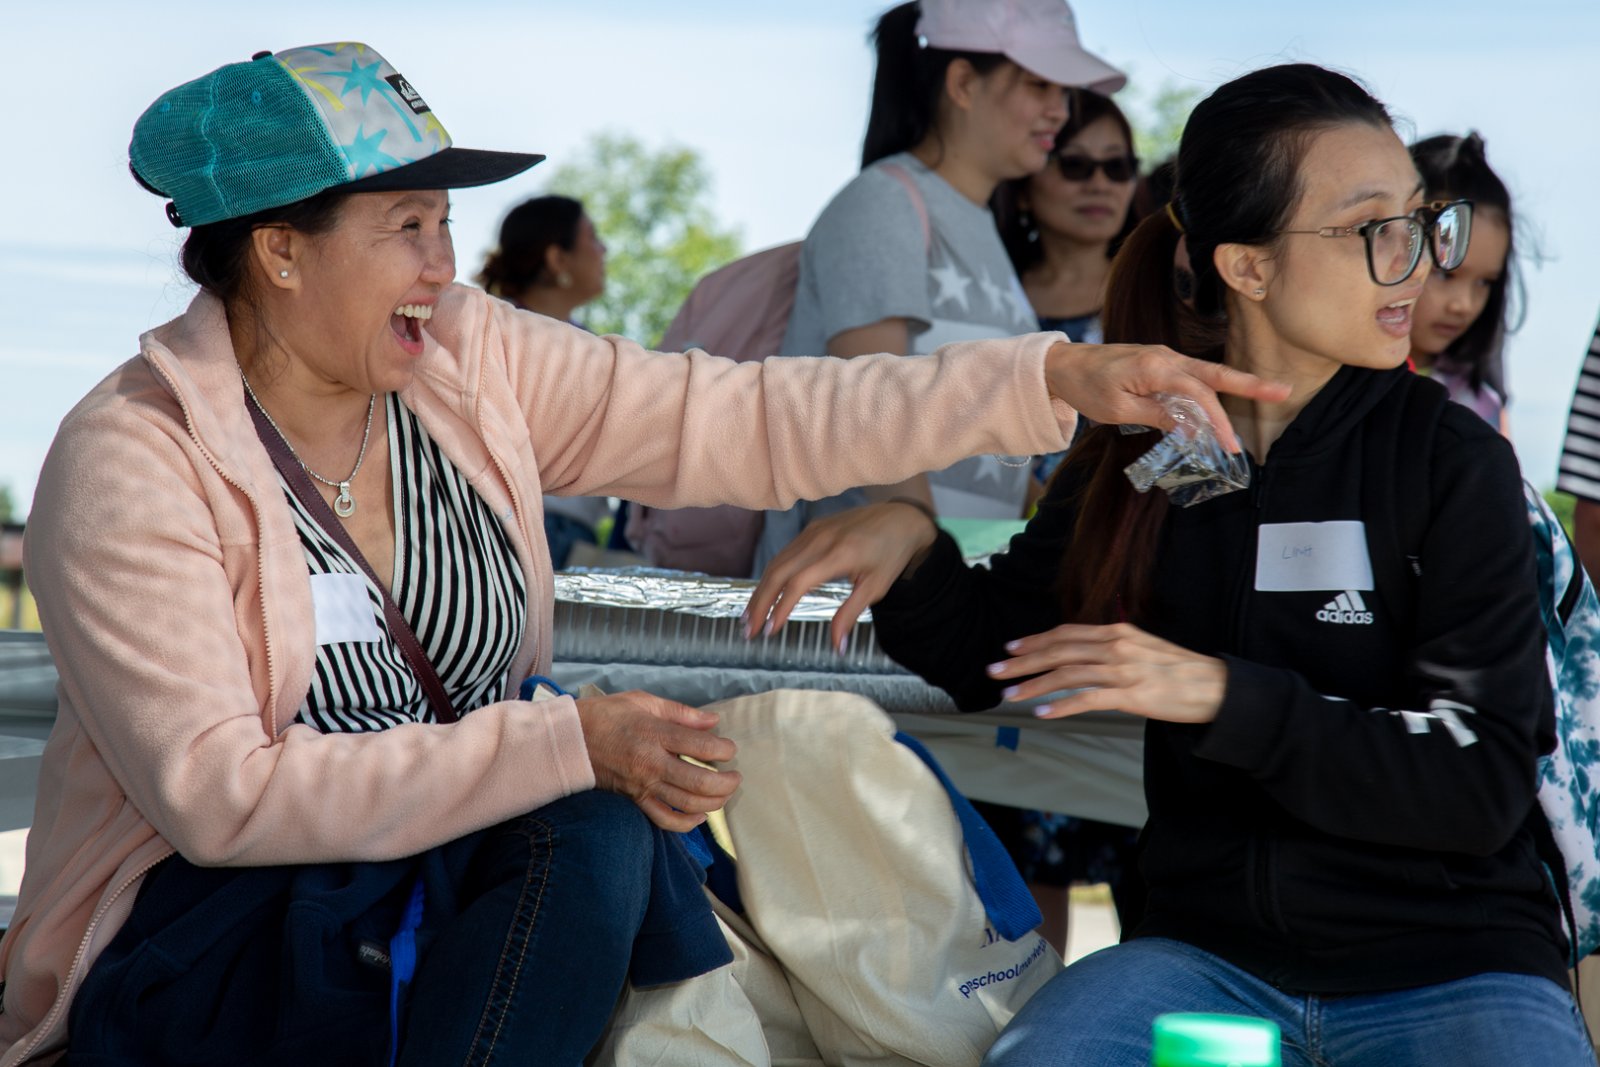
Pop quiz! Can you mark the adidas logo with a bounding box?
[1317,590,1374,625]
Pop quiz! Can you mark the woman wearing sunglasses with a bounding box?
[996,89,1142,346]
[748,63,1591,1066]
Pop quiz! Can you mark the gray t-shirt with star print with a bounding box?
[779,152,1041,519]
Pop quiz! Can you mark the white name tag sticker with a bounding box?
[1254,521,1374,592]
[309,572,384,645]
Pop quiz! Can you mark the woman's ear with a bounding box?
[943,57,980,113]
[543,244,571,289]
[250,225,299,290]
[1213,241,1275,303]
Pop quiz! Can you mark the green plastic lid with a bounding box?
[1151,1013,1281,1067]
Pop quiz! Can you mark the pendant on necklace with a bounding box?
[334,481,356,518]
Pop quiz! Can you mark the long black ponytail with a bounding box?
[860,2,1006,170]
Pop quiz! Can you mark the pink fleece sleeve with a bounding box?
[490,300,1076,507]
[26,395,595,867]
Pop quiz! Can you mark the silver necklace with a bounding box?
[242,373,376,518]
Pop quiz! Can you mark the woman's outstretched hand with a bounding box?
[743,500,939,652]
[1045,342,1290,453]
[986,621,1227,723]
[574,691,741,831]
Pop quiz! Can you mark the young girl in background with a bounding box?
[1409,132,1519,434]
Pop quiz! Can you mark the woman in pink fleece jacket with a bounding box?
[0,41,1282,1067]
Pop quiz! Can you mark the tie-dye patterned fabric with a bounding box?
[270,43,452,182]
[1525,481,1600,958]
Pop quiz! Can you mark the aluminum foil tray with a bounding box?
[552,568,903,674]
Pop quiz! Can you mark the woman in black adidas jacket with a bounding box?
[747,64,1593,1066]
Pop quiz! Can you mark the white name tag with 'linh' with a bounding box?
[310,572,385,644]
[1255,521,1374,592]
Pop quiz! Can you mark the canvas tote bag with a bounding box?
[593,689,1061,1066]
[588,891,824,1067]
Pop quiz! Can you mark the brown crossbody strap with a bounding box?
[245,388,459,725]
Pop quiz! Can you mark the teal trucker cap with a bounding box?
[130,42,543,228]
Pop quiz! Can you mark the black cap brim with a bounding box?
[338,147,545,195]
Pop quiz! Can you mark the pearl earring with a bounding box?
[279,270,290,279]
[1253,287,1265,296]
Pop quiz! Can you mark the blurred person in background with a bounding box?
[1408,133,1518,435]
[752,0,1128,571]
[478,195,614,567]
[995,88,1141,347]
[1557,312,1600,580]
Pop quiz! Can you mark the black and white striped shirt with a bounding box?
[1558,315,1600,504]
[282,393,527,732]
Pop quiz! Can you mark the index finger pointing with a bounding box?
[1186,359,1291,404]
[1178,362,1289,451]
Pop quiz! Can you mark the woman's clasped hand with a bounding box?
[573,691,740,831]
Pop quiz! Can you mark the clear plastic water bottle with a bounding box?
[1151,1013,1281,1067]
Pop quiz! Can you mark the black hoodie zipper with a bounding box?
[1230,456,1270,653]
[1236,457,1290,935]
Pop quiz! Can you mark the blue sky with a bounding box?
[3,0,1598,511]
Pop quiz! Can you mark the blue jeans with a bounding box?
[398,791,728,1065]
[69,791,728,1067]
[983,938,1594,1067]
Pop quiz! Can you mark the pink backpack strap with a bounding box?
[878,162,931,254]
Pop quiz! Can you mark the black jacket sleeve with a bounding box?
[1194,415,1552,856]
[870,470,1080,710]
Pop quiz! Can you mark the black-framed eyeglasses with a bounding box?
[1052,153,1139,183]
[1278,199,1474,286]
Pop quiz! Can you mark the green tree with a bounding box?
[1117,74,1202,172]
[0,484,13,524]
[1546,488,1577,541]
[544,133,743,345]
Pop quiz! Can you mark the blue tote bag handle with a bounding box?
[893,731,1042,942]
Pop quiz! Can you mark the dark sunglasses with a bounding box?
[1052,153,1139,183]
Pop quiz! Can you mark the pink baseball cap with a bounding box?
[915,0,1127,95]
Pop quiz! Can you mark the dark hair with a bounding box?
[1133,156,1177,221]
[994,89,1141,275]
[475,195,585,299]
[860,2,1008,169]
[1060,64,1393,625]
[1410,132,1518,396]
[177,187,352,303]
